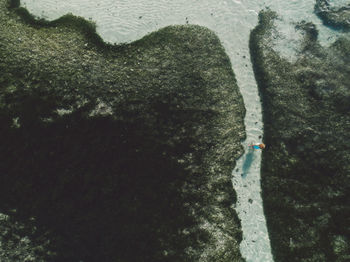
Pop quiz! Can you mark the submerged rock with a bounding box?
[0,212,53,262]
[0,0,245,261]
[315,0,350,30]
[250,9,350,262]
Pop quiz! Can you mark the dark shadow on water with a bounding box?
[241,149,255,178]
[0,86,216,262]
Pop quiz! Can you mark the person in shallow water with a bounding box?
[250,143,266,149]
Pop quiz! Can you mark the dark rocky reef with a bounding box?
[250,10,350,262]
[0,0,246,261]
[315,0,350,30]
[0,213,52,261]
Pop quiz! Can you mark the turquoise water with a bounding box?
[19,0,345,261]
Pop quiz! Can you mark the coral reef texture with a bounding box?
[315,0,350,29]
[0,0,245,261]
[250,9,350,262]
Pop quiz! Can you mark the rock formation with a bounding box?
[0,0,246,261]
[250,9,350,262]
[315,0,350,30]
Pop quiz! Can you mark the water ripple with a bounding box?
[20,0,346,261]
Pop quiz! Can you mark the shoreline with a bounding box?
[250,9,350,262]
[0,0,246,261]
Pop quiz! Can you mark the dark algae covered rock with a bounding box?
[0,0,245,261]
[315,0,350,30]
[0,213,53,261]
[250,9,350,262]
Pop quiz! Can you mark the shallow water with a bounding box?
[329,0,350,9]
[20,0,345,261]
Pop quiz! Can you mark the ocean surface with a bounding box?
[20,0,344,261]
